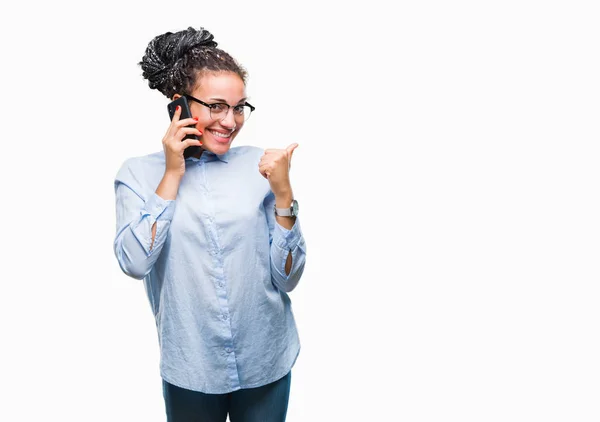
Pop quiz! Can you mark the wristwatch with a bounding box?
[274,199,299,217]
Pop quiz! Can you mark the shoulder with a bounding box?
[114,151,165,197]
[115,151,164,179]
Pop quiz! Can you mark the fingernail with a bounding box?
[176,105,181,111]
[193,116,199,121]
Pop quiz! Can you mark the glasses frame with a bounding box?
[184,94,255,122]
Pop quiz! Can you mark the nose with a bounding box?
[219,107,237,129]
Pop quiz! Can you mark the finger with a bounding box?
[175,117,200,128]
[166,118,198,142]
[258,166,270,179]
[258,163,271,174]
[286,143,299,161]
[258,161,273,174]
[263,148,282,155]
[181,137,203,149]
[163,105,183,139]
[167,114,198,139]
[174,127,203,142]
[170,104,182,123]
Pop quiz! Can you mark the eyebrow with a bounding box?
[208,97,248,104]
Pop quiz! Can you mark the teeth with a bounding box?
[210,130,231,138]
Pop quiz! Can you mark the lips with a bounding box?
[208,129,233,143]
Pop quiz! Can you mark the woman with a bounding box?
[113,26,306,422]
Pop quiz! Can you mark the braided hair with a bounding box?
[139,26,247,99]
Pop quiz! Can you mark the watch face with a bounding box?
[292,200,299,216]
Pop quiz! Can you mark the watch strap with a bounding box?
[274,205,293,217]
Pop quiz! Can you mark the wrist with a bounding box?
[274,192,294,208]
[156,171,183,201]
[163,170,184,183]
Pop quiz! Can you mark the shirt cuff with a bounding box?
[130,193,175,255]
[141,192,175,222]
[273,218,302,251]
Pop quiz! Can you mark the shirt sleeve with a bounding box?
[113,166,175,280]
[264,192,307,292]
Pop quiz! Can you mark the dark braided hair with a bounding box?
[139,27,248,99]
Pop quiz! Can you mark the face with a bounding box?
[183,71,247,156]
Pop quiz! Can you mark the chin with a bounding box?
[206,142,232,155]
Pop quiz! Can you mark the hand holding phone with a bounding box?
[167,96,203,159]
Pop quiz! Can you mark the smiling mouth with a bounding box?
[209,129,233,137]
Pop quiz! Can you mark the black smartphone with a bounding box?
[167,96,202,159]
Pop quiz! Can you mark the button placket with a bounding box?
[203,164,239,388]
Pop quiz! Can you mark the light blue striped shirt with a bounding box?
[113,145,306,394]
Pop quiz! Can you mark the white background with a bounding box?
[1,1,599,421]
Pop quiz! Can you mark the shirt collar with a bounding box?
[186,150,229,163]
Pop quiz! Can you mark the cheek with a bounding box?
[194,119,211,133]
[190,108,211,128]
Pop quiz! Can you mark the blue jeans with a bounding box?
[162,371,292,422]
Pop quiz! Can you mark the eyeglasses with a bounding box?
[184,94,255,122]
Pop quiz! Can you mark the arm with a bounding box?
[114,104,202,279]
[258,143,306,292]
[275,192,296,274]
[151,172,183,248]
[264,192,307,293]
[113,172,181,280]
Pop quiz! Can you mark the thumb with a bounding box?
[286,143,299,161]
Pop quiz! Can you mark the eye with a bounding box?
[210,103,227,113]
[233,105,245,115]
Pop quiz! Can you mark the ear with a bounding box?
[172,93,182,101]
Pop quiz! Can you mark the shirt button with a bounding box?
[222,314,228,320]
[225,348,232,354]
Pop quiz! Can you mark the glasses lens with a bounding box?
[209,104,227,121]
[242,105,252,121]
[232,105,252,122]
[210,104,253,122]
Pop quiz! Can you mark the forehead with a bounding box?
[193,72,246,100]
